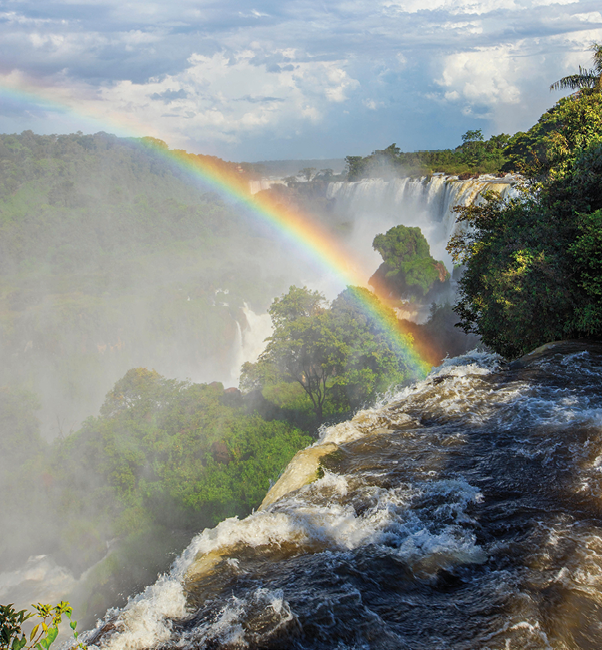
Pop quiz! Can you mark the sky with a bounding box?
[0,0,601,161]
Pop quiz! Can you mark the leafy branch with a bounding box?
[0,602,85,650]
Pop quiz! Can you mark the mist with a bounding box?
[0,133,346,625]
[0,132,506,632]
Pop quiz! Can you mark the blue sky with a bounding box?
[0,0,601,161]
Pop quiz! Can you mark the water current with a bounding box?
[83,340,602,649]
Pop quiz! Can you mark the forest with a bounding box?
[3,46,602,648]
[0,130,452,627]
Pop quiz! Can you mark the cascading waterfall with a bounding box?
[227,304,273,387]
[83,340,602,650]
[326,174,519,269]
[248,180,286,195]
[239,304,273,364]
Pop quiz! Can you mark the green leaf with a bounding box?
[12,636,27,650]
[45,626,58,648]
[69,621,77,631]
[30,625,40,641]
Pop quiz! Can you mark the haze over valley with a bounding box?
[2,1,602,649]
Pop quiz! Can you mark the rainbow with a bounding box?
[0,85,430,378]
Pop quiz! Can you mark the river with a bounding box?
[83,340,602,650]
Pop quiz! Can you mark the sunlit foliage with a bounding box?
[448,91,602,358]
[241,286,416,419]
[370,225,450,299]
[345,132,512,180]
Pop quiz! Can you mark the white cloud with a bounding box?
[573,11,602,22]
[38,50,358,149]
[531,0,578,5]
[382,0,518,15]
[2,0,602,158]
[435,45,524,106]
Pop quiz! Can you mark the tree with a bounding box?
[550,42,602,92]
[252,287,343,420]
[298,167,317,181]
[370,225,450,299]
[314,168,334,181]
[502,89,602,177]
[461,129,484,144]
[345,155,368,181]
[448,92,602,358]
[241,286,421,420]
[329,287,418,406]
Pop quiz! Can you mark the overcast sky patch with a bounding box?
[0,0,600,159]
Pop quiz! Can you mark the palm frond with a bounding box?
[550,72,597,91]
[551,45,602,92]
[590,42,602,74]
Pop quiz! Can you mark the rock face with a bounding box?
[85,341,602,650]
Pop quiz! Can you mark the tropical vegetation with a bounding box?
[550,42,602,92]
[0,131,306,438]
[0,602,83,650]
[0,369,312,624]
[448,66,602,358]
[345,130,512,180]
[369,225,450,300]
[240,285,422,421]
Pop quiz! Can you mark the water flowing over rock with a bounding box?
[327,175,518,270]
[248,180,287,194]
[227,304,273,387]
[84,340,602,649]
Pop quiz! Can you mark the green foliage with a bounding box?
[345,133,511,180]
[447,91,602,358]
[241,286,419,419]
[0,602,83,650]
[550,42,602,92]
[502,92,602,178]
[371,225,450,298]
[267,285,326,327]
[298,167,317,181]
[1,367,312,624]
[569,208,602,332]
[52,372,311,528]
[0,131,294,435]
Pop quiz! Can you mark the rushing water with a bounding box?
[327,175,518,270]
[83,341,602,650]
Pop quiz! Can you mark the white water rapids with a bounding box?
[82,341,602,650]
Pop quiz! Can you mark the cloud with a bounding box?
[0,0,601,159]
[234,95,285,103]
[150,88,188,103]
[435,46,522,106]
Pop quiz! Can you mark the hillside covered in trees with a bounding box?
[0,131,313,437]
[4,45,602,640]
[449,89,602,357]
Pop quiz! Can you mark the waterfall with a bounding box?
[239,303,273,363]
[227,320,245,387]
[326,174,519,270]
[226,304,273,387]
[248,179,286,194]
[82,341,602,650]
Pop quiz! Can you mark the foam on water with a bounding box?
[85,341,602,650]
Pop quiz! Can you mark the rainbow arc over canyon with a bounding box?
[0,85,430,377]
